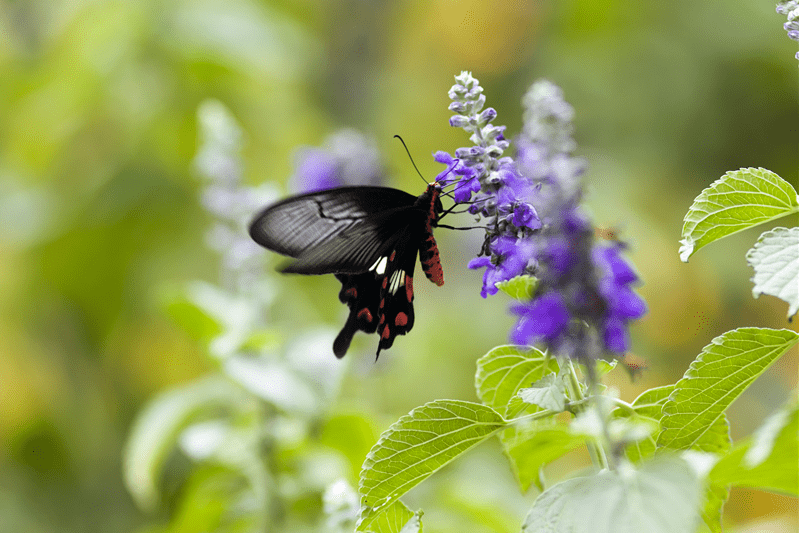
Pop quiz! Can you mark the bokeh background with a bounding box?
[0,0,797,532]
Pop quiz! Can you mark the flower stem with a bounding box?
[564,359,610,470]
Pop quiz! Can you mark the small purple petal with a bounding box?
[512,202,541,229]
[594,245,638,285]
[613,286,647,319]
[434,151,455,165]
[510,292,570,344]
[602,316,629,353]
[453,175,480,202]
[450,115,471,128]
[468,256,492,270]
[479,107,497,124]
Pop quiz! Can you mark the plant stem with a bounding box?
[564,359,610,470]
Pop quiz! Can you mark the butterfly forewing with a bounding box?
[281,208,422,275]
[249,186,416,258]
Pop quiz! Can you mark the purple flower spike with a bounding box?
[440,73,647,363]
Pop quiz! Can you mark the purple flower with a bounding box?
[434,151,480,202]
[293,148,339,192]
[469,237,534,297]
[510,292,570,345]
[290,129,384,193]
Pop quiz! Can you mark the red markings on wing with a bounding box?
[381,277,388,289]
[381,326,390,339]
[394,312,408,326]
[389,250,396,261]
[357,308,373,322]
[344,287,357,298]
[405,275,413,302]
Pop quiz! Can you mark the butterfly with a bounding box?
[249,183,445,359]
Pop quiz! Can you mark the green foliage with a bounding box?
[123,376,247,511]
[699,482,730,533]
[474,346,582,492]
[710,391,798,495]
[499,422,585,493]
[658,328,798,451]
[363,500,422,533]
[518,374,568,413]
[474,345,558,416]
[495,275,539,301]
[679,168,799,262]
[746,227,799,317]
[615,385,674,462]
[521,457,701,533]
[357,400,506,531]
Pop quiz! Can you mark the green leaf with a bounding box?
[122,376,245,511]
[362,500,422,533]
[619,385,674,462]
[619,385,732,463]
[521,457,701,533]
[594,358,618,376]
[746,227,799,318]
[518,374,567,412]
[658,328,798,450]
[357,400,505,531]
[475,345,558,416]
[709,391,798,495]
[699,483,728,533]
[499,422,585,492]
[678,168,799,262]
[496,274,539,300]
[629,385,676,418]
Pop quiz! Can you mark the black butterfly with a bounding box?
[249,183,445,358]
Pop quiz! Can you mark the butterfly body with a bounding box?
[249,183,444,358]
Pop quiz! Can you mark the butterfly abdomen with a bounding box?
[417,184,445,286]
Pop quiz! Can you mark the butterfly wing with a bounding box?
[333,226,421,358]
[249,183,444,358]
[249,186,417,274]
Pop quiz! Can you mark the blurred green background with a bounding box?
[0,0,796,531]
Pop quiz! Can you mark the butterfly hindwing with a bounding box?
[374,231,419,356]
[332,228,419,358]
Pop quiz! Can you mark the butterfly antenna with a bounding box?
[438,224,487,230]
[394,135,428,185]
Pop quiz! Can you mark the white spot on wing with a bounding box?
[370,256,388,275]
[388,269,405,294]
